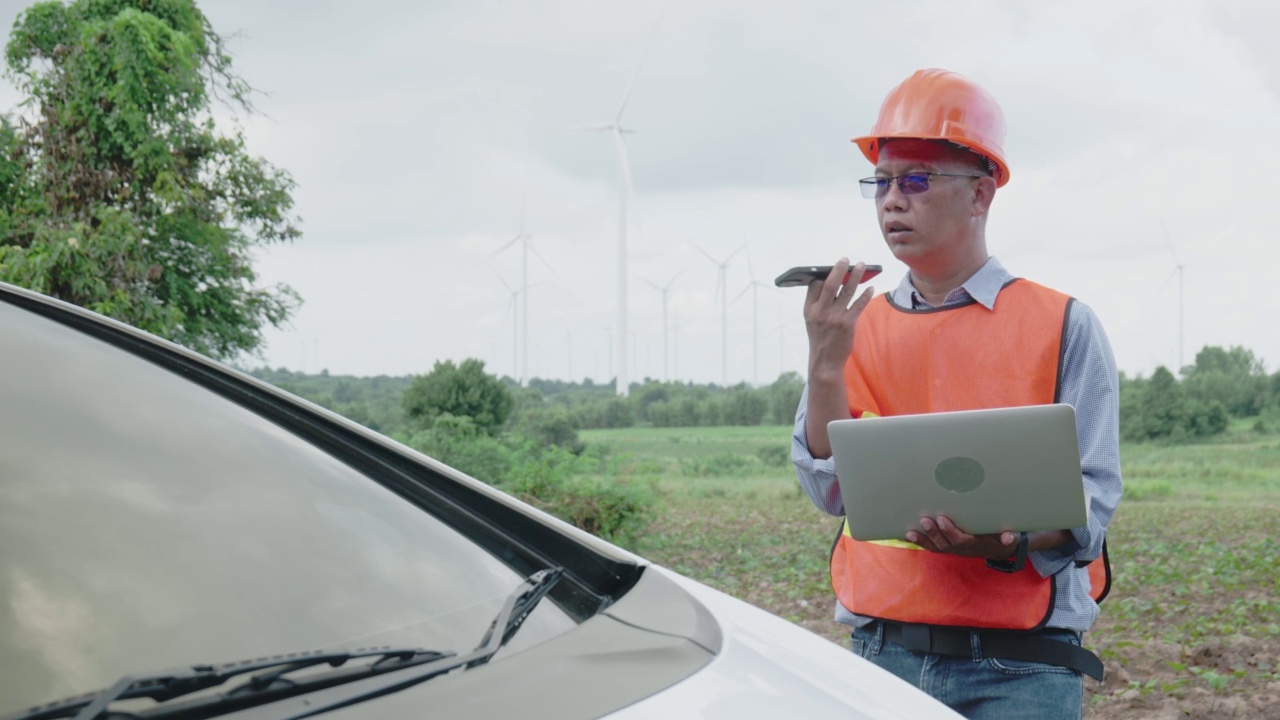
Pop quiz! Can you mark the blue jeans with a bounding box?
[850,622,1084,720]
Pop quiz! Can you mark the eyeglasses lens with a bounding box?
[864,174,933,199]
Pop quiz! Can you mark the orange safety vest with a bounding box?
[829,279,1111,631]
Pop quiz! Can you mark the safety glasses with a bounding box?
[859,172,984,199]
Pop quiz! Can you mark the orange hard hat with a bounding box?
[853,69,1010,187]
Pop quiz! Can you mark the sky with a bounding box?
[1,0,1278,386]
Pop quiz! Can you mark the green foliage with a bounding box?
[1121,366,1230,442]
[407,414,513,486]
[756,443,791,468]
[0,0,301,359]
[499,445,653,547]
[1181,345,1271,418]
[763,371,806,425]
[402,358,514,436]
[248,367,414,436]
[679,452,764,477]
[717,383,769,426]
[511,405,584,454]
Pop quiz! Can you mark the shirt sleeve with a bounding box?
[1029,300,1123,578]
[792,383,845,517]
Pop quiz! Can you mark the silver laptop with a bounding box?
[827,404,1088,542]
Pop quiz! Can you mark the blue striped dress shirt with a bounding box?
[791,257,1123,631]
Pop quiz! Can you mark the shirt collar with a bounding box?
[891,256,1012,311]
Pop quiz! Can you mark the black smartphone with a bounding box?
[774,264,883,288]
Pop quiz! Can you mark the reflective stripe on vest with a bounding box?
[828,279,1110,631]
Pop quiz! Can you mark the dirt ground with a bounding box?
[1082,633,1280,719]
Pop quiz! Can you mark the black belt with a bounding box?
[880,621,1104,680]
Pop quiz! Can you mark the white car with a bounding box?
[0,281,960,720]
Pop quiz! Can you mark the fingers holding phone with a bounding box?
[803,259,877,375]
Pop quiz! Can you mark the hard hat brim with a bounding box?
[852,133,1010,188]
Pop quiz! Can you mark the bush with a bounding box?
[756,444,791,468]
[512,405,585,454]
[718,384,768,426]
[679,452,762,477]
[407,414,513,486]
[501,446,653,547]
[402,358,513,435]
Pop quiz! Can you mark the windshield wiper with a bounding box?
[4,568,564,720]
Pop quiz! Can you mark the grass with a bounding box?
[582,423,1280,719]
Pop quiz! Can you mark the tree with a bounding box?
[0,0,300,359]
[1122,366,1229,442]
[402,358,514,435]
[1182,345,1270,418]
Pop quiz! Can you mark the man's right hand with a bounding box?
[802,258,876,459]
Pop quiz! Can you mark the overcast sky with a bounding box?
[2,0,1278,385]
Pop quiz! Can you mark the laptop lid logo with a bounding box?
[935,456,985,493]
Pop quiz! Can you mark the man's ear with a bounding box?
[971,175,997,217]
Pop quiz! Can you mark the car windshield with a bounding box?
[0,301,576,714]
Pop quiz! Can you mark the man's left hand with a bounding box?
[906,516,1018,560]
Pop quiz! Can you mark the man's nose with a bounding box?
[879,178,910,211]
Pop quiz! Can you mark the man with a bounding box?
[792,68,1122,719]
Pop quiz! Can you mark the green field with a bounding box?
[581,423,1280,719]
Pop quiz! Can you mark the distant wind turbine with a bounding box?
[492,271,521,379]
[693,242,746,386]
[487,193,553,387]
[730,247,771,387]
[1159,218,1185,373]
[641,265,686,382]
[577,4,666,397]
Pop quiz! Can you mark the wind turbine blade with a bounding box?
[614,0,668,122]
[490,267,515,294]
[664,262,691,290]
[612,128,635,198]
[730,282,752,306]
[528,242,556,274]
[724,241,748,265]
[744,244,756,282]
[572,122,614,132]
[641,277,663,292]
[518,160,531,235]
[486,234,522,260]
[690,242,721,266]
[1159,217,1182,265]
[1159,267,1179,291]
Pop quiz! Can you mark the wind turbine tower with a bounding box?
[1160,218,1185,372]
[488,186,553,386]
[578,7,665,397]
[693,242,745,386]
[642,266,685,382]
[731,247,770,386]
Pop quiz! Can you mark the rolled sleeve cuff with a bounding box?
[1029,525,1089,578]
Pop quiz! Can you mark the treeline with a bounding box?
[246,366,808,442]
[248,343,1280,447]
[1119,346,1280,442]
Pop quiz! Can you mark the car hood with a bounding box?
[607,566,963,719]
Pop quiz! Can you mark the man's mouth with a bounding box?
[885,221,913,237]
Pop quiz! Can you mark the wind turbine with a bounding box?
[641,266,686,382]
[692,242,746,386]
[487,184,554,387]
[492,271,521,380]
[577,5,666,397]
[730,247,771,387]
[1159,218,1185,373]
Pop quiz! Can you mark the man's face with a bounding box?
[873,139,989,269]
